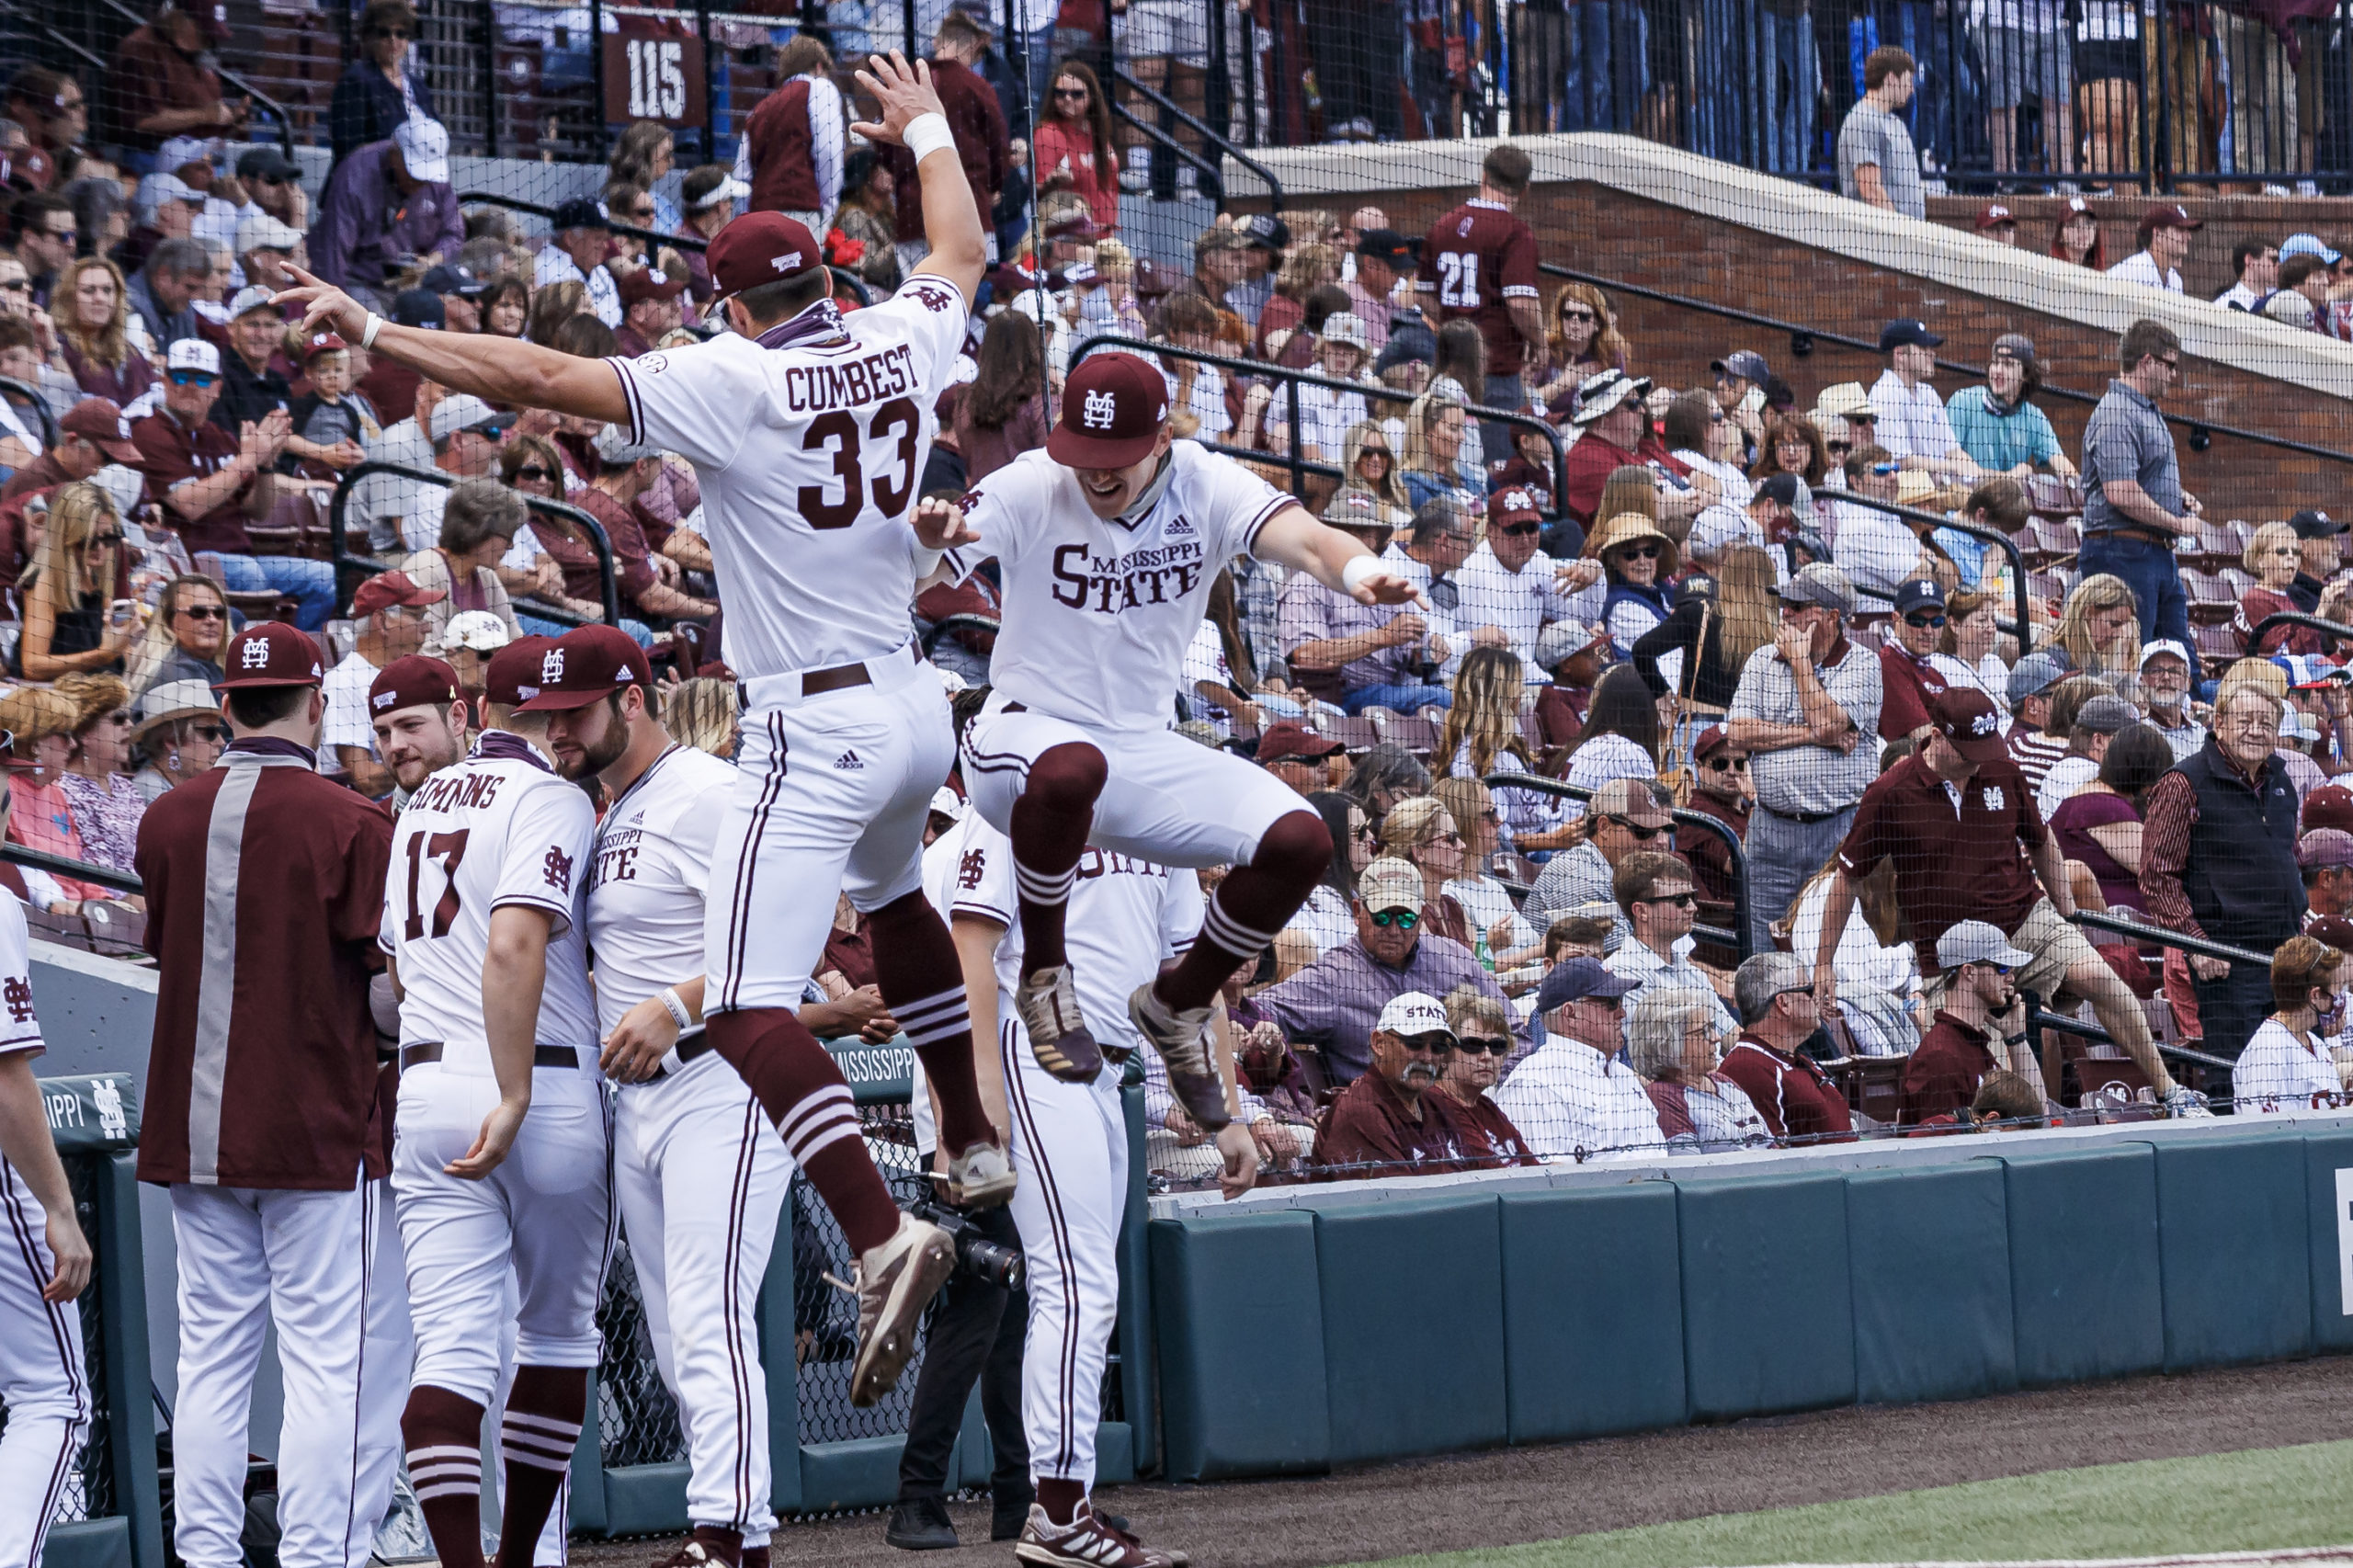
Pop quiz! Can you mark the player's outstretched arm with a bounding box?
[850,51,986,308]
[1255,503,1426,608]
[0,1054,91,1301]
[274,264,631,426]
[456,904,551,1178]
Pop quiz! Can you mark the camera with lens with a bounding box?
[907,1193,1024,1290]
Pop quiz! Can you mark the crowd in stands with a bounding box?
[0,13,2347,1184]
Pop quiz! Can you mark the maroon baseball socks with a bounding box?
[497,1366,586,1566]
[705,1006,901,1254]
[1008,742,1108,974]
[863,888,994,1154]
[402,1385,490,1568]
[1152,810,1333,1014]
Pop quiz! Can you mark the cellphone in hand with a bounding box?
[108,598,137,628]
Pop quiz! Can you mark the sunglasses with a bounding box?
[1359,448,1391,460]
[1559,309,1597,324]
[1705,756,1747,772]
[1398,1031,1455,1053]
[43,229,77,245]
[81,533,119,551]
[1604,814,1666,842]
[192,724,230,743]
[628,206,656,220]
[0,280,27,294]
[177,604,227,620]
[1825,440,1853,454]
[1637,891,1698,909]
[1904,611,1947,629]
[1370,907,1421,929]
[1847,412,1879,423]
[1613,541,1664,561]
[1498,521,1541,538]
[168,371,218,387]
[512,465,554,483]
[2156,356,2181,372]
[1455,1035,1511,1056]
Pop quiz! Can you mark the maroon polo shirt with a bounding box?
[1718,1035,1854,1143]
[1900,1010,2000,1127]
[134,740,395,1189]
[0,449,72,503]
[131,405,255,554]
[1313,1068,1473,1176]
[1561,429,1690,528]
[1877,642,1954,741]
[1836,753,2047,968]
[1444,1090,1541,1168]
[570,484,663,608]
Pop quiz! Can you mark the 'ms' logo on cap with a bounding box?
[1972,710,2000,737]
[1082,389,1117,429]
[240,639,270,669]
[541,649,566,682]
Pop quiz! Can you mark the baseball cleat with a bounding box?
[650,1532,741,1568]
[948,1141,1017,1207]
[1128,983,1229,1131]
[1015,1504,1187,1568]
[849,1213,956,1407]
[1018,964,1105,1083]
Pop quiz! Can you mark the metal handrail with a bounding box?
[1107,102,1224,196]
[327,460,621,628]
[2029,1004,2237,1076]
[2,843,142,896]
[1068,333,1571,522]
[1536,260,2353,472]
[1109,65,1284,208]
[1819,489,2036,654]
[2247,608,2353,653]
[457,190,709,255]
[1483,771,1753,963]
[2069,910,2276,971]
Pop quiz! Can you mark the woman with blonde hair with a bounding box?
[1431,775,1543,965]
[1440,644,1575,851]
[1377,795,1473,946]
[1786,858,1922,1056]
[0,683,109,903]
[1594,464,1660,539]
[1529,281,1631,411]
[2238,520,2333,656]
[51,670,143,875]
[2052,573,2143,680]
[1399,394,1474,512]
[1633,540,1777,718]
[664,675,740,759]
[1324,420,1413,534]
[56,256,154,406]
[17,482,131,679]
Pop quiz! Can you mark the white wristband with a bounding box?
[1340,554,1384,595]
[912,545,944,579]
[903,112,956,165]
[360,312,386,350]
[659,987,693,1029]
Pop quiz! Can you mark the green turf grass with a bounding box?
[1347,1438,2353,1568]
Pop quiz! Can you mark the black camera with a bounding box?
[907,1193,1025,1290]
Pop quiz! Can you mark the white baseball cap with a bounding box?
[235,211,304,255]
[228,284,278,319]
[439,608,513,652]
[592,423,661,465]
[1374,991,1454,1040]
[165,338,222,375]
[928,787,965,823]
[687,176,750,211]
[2139,639,2194,671]
[136,171,204,219]
[427,393,506,444]
[1935,919,2034,971]
[392,115,451,185]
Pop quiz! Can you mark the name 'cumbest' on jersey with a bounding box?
[951,439,1292,733]
[381,735,598,1063]
[604,280,970,678]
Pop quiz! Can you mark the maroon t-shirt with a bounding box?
[1900,1011,1999,1126]
[131,406,254,554]
[1560,430,1691,528]
[1446,1091,1541,1168]
[1313,1069,1474,1175]
[881,60,1007,244]
[1877,642,1956,741]
[1836,753,2047,967]
[134,742,395,1189]
[570,484,662,608]
[1416,198,1540,369]
[1718,1035,1855,1143]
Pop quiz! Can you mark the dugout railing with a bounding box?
[327,460,624,631]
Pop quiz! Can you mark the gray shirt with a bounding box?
[1527,841,1629,945]
[1836,102,1926,219]
[1728,637,1883,816]
[1252,932,1528,1085]
[1277,570,1421,693]
[2080,379,2182,536]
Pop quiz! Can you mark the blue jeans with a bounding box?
[1745,803,1856,956]
[1762,8,1819,176]
[517,611,657,648]
[213,552,337,631]
[1343,683,1453,715]
[2075,532,2194,662]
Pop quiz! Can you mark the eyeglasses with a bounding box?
[1825,440,1853,455]
[168,371,218,387]
[1904,611,1947,629]
[1637,891,1698,909]
[1705,756,1747,772]
[1498,521,1540,538]
[1455,1035,1511,1056]
[192,724,230,744]
[177,604,227,621]
[1614,541,1663,561]
[513,465,554,483]
[1603,813,1666,842]
[1370,907,1421,929]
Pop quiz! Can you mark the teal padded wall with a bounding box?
[2150,1132,2313,1369]
[1149,1210,1331,1481]
[1497,1183,1686,1441]
[1317,1194,1507,1465]
[1846,1163,2017,1404]
[1674,1173,1856,1420]
[1994,1144,2165,1385]
[2304,1130,2353,1352]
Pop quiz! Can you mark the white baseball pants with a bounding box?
[962,699,1310,870]
[167,1178,371,1568]
[999,1019,1125,1488]
[0,1154,87,1568]
[612,1054,790,1543]
[706,645,957,1014]
[351,1177,408,1568]
[392,1063,614,1406]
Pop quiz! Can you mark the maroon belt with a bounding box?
[802,663,874,697]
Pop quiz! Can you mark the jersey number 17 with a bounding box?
[404,828,471,941]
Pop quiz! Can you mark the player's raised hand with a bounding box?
[448,1096,529,1179]
[913,494,980,551]
[601,994,682,1084]
[42,1208,91,1302]
[271,263,371,343]
[1347,563,1426,609]
[1213,1120,1260,1201]
[850,51,949,147]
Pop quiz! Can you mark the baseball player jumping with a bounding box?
[279,52,1003,1403]
[920,353,1421,1125]
[531,625,790,1568]
[0,813,91,1568]
[380,635,611,1568]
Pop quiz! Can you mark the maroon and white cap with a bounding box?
[482,634,560,708]
[516,625,654,710]
[706,211,822,301]
[1928,686,2007,764]
[59,398,139,462]
[369,654,463,717]
[1491,487,1540,524]
[214,622,325,690]
[1047,353,1169,469]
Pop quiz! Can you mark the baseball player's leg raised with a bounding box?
[966,709,1331,1128]
[0,1155,88,1568]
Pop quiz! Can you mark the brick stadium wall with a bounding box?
[1232,183,2353,526]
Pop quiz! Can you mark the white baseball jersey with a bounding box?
[605,282,972,679]
[584,744,739,1040]
[382,733,598,1061]
[949,440,1295,733]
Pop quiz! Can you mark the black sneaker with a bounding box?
[992,1482,1036,1542]
[885,1496,959,1551]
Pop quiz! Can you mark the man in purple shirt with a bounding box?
[1278,512,1453,714]
[308,115,465,311]
[1253,858,1524,1084]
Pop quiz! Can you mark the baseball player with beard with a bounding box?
[281,53,1005,1405]
[380,634,609,1568]
[529,625,789,1568]
[0,809,92,1568]
[918,352,1420,1127]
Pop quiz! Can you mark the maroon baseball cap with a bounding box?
[706,212,822,301]
[1973,202,2016,231]
[1257,720,1343,763]
[482,634,559,708]
[368,654,463,719]
[1491,487,1540,525]
[2306,783,2353,835]
[1047,353,1170,470]
[2144,201,2203,231]
[617,266,688,307]
[517,624,655,710]
[1928,687,2008,763]
[214,622,325,690]
[1694,723,1732,762]
[350,570,447,619]
[2308,914,2353,951]
[60,397,139,462]
[302,331,348,360]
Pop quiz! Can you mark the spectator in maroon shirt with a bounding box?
[1558,369,1711,533]
[1679,724,1751,967]
[1878,577,1975,745]
[1311,990,1475,1177]
[611,265,687,359]
[1901,920,2037,1127]
[2301,828,2353,925]
[1720,951,1854,1143]
[1437,987,1539,1167]
[881,11,1009,280]
[579,426,719,626]
[2004,651,2070,791]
